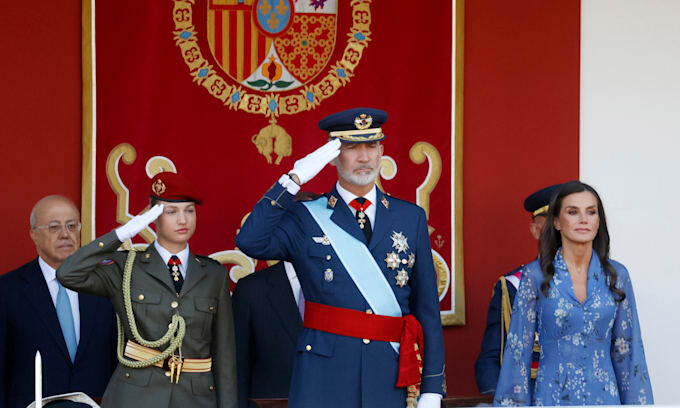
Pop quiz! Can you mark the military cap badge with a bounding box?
[354,113,373,130]
[152,178,166,196]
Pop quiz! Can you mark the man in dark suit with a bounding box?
[474,184,560,395]
[0,195,117,408]
[232,261,303,408]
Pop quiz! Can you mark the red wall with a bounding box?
[0,1,82,270]
[0,0,579,397]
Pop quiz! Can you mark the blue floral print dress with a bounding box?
[494,249,653,406]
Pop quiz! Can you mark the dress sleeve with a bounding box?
[610,263,654,404]
[493,265,539,406]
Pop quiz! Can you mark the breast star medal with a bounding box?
[395,269,409,287]
[391,231,409,253]
[385,252,401,269]
[407,253,416,268]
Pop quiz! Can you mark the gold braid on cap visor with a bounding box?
[532,205,549,217]
[329,128,384,142]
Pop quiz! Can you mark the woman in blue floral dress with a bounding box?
[494,181,653,406]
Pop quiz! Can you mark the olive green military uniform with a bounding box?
[57,231,237,408]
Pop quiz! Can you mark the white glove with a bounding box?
[115,204,164,242]
[417,393,442,408]
[288,138,341,185]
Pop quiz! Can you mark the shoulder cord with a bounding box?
[116,248,186,368]
[499,276,512,365]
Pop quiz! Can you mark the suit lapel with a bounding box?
[180,254,208,297]
[266,262,302,344]
[75,293,99,363]
[369,189,393,250]
[139,244,177,294]
[22,259,71,363]
[328,189,368,245]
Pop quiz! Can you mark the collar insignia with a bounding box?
[328,195,338,208]
[354,113,373,130]
[381,196,389,208]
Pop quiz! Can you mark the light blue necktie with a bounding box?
[56,282,77,362]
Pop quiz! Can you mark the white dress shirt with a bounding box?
[39,257,81,342]
[154,241,189,280]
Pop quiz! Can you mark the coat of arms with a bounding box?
[172,0,372,162]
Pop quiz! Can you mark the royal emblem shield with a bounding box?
[205,0,337,92]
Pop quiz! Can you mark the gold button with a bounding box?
[165,371,171,377]
[168,323,173,328]
[326,255,331,260]
[366,309,373,314]
[125,373,130,378]
[138,294,145,301]
[98,242,104,248]
[305,345,312,351]
[270,200,277,206]
[363,338,370,344]
[145,253,151,259]
[209,386,214,391]
[209,306,215,311]
[171,301,179,308]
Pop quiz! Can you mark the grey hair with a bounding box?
[30,195,80,228]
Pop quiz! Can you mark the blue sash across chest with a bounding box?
[303,197,401,353]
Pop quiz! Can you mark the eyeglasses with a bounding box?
[33,221,82,234]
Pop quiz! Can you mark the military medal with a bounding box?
[349,198,372,231]
[168,257,181,282]
[395,269,409,287]
[385,252,401,270]
[407,253,415,268]
[357,210,367,229]
[391,231,409,253]
[324,268,334,282]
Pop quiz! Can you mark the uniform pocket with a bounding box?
[191,375,216,396]
[130,292,163,334]
[114,367,152,388]
[296,329,337,357]
[192,297,218,339]
[307,245,340,294]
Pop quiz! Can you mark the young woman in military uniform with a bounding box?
[57,172,236,408]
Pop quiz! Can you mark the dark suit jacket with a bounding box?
[0,259,117,408]
[232,262,302,408]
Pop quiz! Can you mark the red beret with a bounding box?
[149,172,203,204]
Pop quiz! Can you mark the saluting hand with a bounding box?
[115,203,164,242]
[288,138,341,185]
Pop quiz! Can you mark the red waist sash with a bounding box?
[303,301,424,388]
